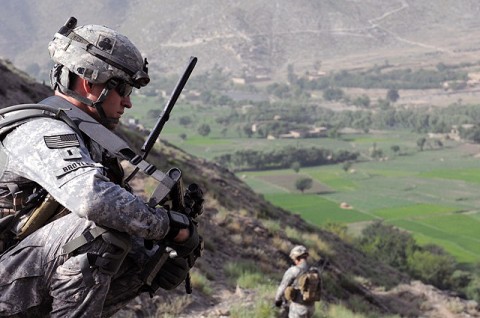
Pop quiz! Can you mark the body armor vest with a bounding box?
[0,98,125,252]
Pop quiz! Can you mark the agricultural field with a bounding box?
[240,139,480,265]
[129,95,480,265]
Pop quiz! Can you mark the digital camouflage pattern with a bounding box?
[0,213,154,317]
[48,24,149,87]
[0,118,170,240]
[0,114,174,317]
[275,261,316,318]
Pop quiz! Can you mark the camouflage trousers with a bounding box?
[0,213,151,317]
[288,302,315,318]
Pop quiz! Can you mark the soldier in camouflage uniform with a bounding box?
[274,245,316,318]
[0,18,200,317]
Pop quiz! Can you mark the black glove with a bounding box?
[152,257,190,290]
[166,211,200,258]
[275,299,283,307]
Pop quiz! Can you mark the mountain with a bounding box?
[1,58,479,317]
[2,0,480,81]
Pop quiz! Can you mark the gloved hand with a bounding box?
[153,257,190,290]
[275,299,283,307]
[166,211,200,258]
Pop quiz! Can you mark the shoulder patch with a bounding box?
[44,134,80,149]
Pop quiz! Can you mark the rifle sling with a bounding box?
[0,97,176,203]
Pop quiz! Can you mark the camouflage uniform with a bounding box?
[0,17,198,317]
[0,110,179,317]
[275,261,315,318]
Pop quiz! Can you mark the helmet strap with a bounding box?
[51,65,96,106]
[51,65,121,127]
[91,79,120,126]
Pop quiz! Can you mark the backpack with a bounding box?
[284,266,322,303]
[297,267,322,302]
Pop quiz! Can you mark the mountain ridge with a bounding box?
[2,1,480,81]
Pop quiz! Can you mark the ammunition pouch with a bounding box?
[284,286,298,301]
[63,226,132,287]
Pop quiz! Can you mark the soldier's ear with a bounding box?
[74,77,90,95]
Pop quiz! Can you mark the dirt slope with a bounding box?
[0,58,51,107]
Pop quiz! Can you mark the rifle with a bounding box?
[127,56,203,294]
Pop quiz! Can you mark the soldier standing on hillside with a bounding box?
[274,245,317,318]
[0,18,201,317]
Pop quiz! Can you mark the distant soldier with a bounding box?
[0,17,201,317]
[275,245,321,318]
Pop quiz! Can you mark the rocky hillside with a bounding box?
[1,59,479,317]
[0,58,51,107]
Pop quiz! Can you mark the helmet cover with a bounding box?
[290,245,309,260]
[48,22,149,88]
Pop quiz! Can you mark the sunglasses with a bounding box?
[115,81,134,97]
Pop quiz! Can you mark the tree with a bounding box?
[358,221,415,271]
[323,87,344,101]
[377,98,391,110]
[342,161,352,172]
[295,177,313,193]
[243,124,254,138]
[391,145,400,155]
[197,124,211,137]
[291,161,301,173]
[353,95,371,108]
[407,248,456,289]
[179,116,192,126]
[417,137,427,151]
[370,142,383,159]
[386,88,400,102]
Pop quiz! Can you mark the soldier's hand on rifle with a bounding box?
[165,210,200,258]
[173,228,190,242]
[152,211,202,292]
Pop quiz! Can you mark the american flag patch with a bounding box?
[44,134,80,149]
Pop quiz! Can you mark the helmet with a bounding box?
[48,17,149,88]
[48,17,150,126]
[289,245,308,261]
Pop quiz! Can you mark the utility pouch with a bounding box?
[284,286,298,301]
[16,194,60,240]
[98,230,132,276]
[64,227,132,287]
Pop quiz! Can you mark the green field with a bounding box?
[237,135,480,264]
[128,96,480,264]
[263,193,376,225]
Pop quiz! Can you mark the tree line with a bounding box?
[214,146,359,171]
